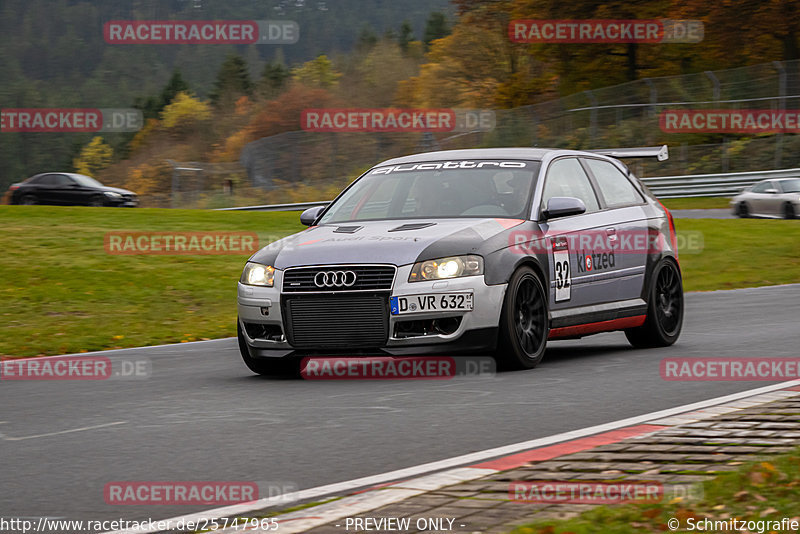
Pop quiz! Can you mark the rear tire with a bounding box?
[238,321,297,376]
[495,266,548,370]
[784,203,796,220]
[20,194,37,205]
[736,202,749,218]
[625,259,683,348]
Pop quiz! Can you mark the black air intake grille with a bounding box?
[283,294,389,348]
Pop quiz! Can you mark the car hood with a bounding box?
[250,218,525,269]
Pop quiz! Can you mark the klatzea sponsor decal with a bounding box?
[509,19,703,43]
[660,109,800,133]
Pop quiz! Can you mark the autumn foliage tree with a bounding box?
[73,137,113,177]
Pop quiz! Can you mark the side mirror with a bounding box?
[542,197,586,220]
[300,205,326,226]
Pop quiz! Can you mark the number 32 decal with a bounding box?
[552,237,571,302]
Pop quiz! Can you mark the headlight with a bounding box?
[241,262,276,287]
[409,255,483,282]
[104,191,122,198]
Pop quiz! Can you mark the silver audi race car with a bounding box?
[237,146,684,375]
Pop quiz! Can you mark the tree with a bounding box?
[210,54,253,106]
[398,20,414,52]
[73,137,113,177]
[424,12,450,46]
[134,69,191,120]
[260,61,291,97]
[160,91,212,132]
[291,55,342,89]
[158,69,190,110]
[357,24,378,52]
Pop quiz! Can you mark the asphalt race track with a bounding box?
[1,284,798,525]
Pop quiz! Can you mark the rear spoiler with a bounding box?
[587,145,668,161]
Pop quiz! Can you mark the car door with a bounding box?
[538,157,611,314]
[581,157,649,303]
[748,181,775,216]
[36,174,62,204]
[55,174,84,205]
[761,181,782,217]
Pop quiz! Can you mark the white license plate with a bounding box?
[390,293,473,315]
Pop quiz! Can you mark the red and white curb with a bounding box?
[107,379,800,534]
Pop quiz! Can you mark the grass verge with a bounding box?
[0,206,303,357]
[1,207,798,356]
[508,447,800,534]
[662,197,732,210]
[675,218,800,291]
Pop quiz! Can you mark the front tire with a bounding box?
[237,321,296,376]
[784,203,796,220]
[625,259,683,348]
[89,195,105,207]
[736,202,749,218]
[495,266,548,370]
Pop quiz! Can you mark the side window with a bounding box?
[54,174,73,186]
[541,158,600,214]
[583,158,644,208]
[38,174,57,186]
[751,181,772,193]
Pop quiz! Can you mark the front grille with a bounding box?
[283,265,395,293]
[283,294,389,348]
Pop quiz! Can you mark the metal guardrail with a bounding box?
[215,168,800,210]
[641,168,800,198]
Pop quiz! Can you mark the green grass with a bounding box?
[508,448,800,534]
[661,197,732,210]
[675,218,800,291]
[0,206,303,357]
[0,208,798,357]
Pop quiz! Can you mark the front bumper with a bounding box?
[237,265,506,358]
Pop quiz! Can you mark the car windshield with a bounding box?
[70,174,104,187]
[317,160,540,224]
[779,179,800,193]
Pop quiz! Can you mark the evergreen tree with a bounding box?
[210,54,253,105]
[423,12,450,46]
[398,20,414,52]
